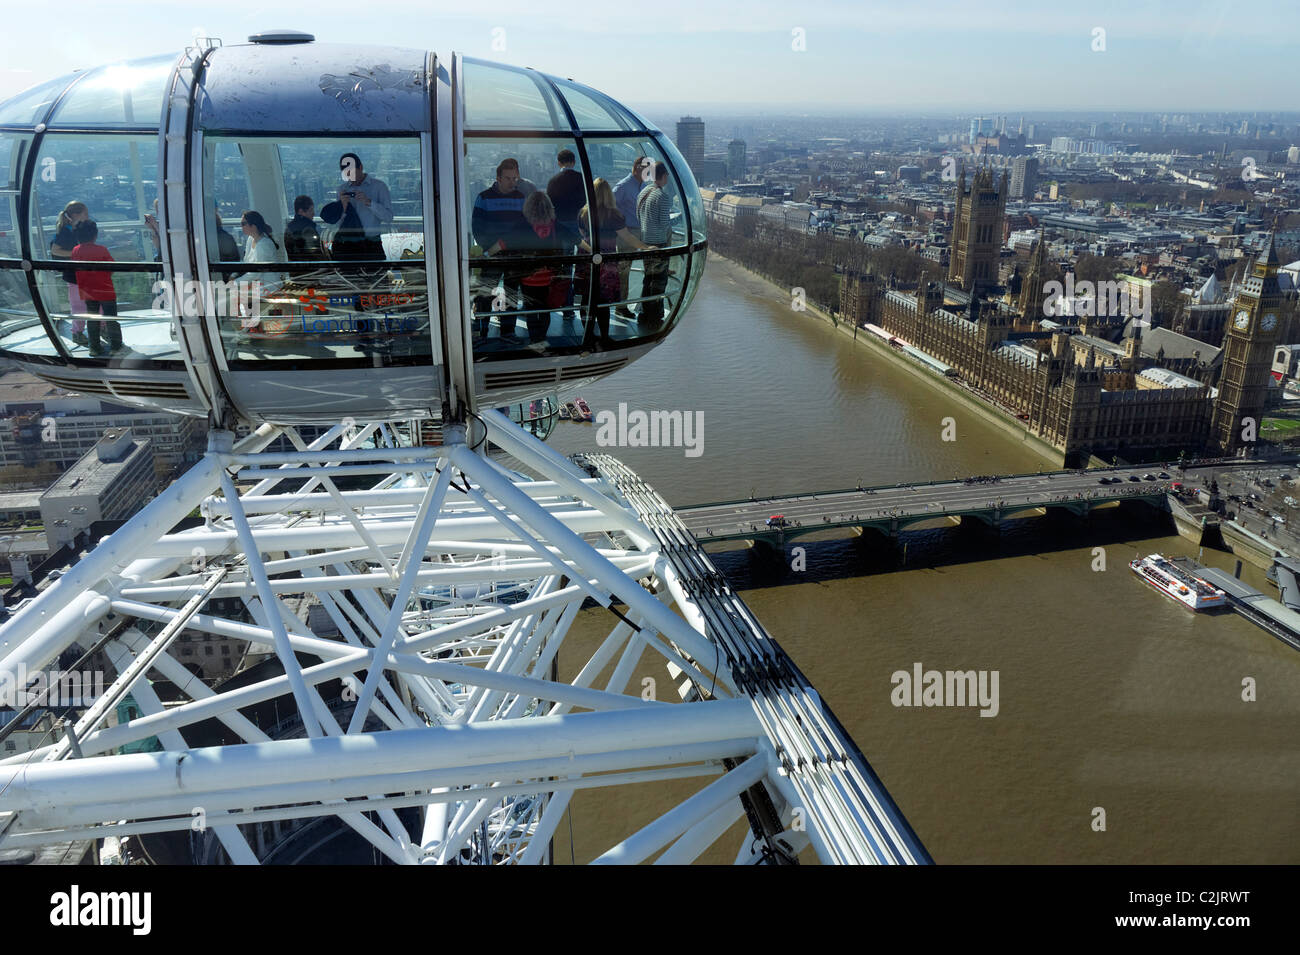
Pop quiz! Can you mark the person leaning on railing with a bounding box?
[513,192,580,346]
[579,178,653,348]
[636,161,672,328]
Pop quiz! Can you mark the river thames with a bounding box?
[541,255,1300,864]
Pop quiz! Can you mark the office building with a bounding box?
[675,116,705,172]
[1010,156,1039,199]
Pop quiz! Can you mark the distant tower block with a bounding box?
[1010,156,1038,199]
[727,139,746,181]
[676,116,705,173]
[948,165,1007,294]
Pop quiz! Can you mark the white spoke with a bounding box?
[0,419,927,864]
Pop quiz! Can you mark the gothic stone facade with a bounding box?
[868,281,1212,462]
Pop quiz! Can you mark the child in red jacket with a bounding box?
[72,220,123,357]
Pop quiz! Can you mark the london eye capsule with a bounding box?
[0,34,707,426]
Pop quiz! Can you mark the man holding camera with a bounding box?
[330,152,393,261]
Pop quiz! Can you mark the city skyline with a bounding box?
[2,0,1298,113]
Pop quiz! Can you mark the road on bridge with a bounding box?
[675,460,1285,543]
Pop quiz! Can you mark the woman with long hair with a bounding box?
[238,210,284,327]
[51,201,90,345]
[577,178,652,348]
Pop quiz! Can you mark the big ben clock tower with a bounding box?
[1210,234,1284,454]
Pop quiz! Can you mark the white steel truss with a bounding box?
[0,413,927,864]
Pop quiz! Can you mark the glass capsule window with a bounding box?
[0,132,30,260]
[462,60,568,132]
[459,57,706,362]
[0,270,57,358]
[35,267,173,361]
[46,55,174,128]
[0,72,76,126]
[0,120,177,365]
[201,135,432,368]
[30,134,161,263]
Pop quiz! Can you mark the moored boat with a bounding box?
[1129,553,1227,610]
[574,398,593,421]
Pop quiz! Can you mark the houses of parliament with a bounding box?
[840,165,1293,465]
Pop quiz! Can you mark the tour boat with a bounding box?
[558,403,571,421]
[1129,553,1227,611]
[574,398,593,421]
[563,401,581,421]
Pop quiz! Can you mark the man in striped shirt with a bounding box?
[636,162,673,327]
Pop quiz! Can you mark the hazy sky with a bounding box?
[2,0,1297,113]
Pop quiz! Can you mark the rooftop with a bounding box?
[44,432,151,500]
[1137,367,1204,389]
[0,490,44,511]
[1123,320,1222,364]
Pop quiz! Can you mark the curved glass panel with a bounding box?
[637,250,688,335]
[0,73,78,126]
[469,246,688,359]
[470,262,586,353]
[203,134,430,366]
[462,59,568,131]
[36,267,179,361]
[0,133,31,259]
[464,137,587,260]
[653,133,705,244]
[0,269,57,357]
[197,45,428,134]
[215,263,432,366]
[578,138,689,250]
[48,55,174,127]
[551,79,634,131]
[205,136,424,266]
[30,134,161,263]
[501,394,559,440]
[679,247,707,318]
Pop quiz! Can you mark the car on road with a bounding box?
[1142,473,1156,481]
[1128,475,1141,482]
[765,515,788,528]
[1158,472,1170,479]
[1098,477,1109,484]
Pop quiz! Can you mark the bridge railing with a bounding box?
[681,459,1231,511]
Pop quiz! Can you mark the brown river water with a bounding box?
[534,255,1300,864]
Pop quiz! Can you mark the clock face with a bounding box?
[1234,309,1250,330]
[1263,313,1278,332]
